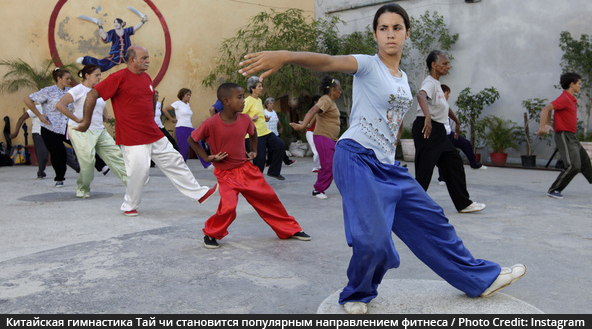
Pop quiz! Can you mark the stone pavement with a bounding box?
[0,157,590,314]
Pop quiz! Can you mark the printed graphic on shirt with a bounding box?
[359,86,413,158]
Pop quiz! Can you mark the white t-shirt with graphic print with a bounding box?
[339,54,413,164]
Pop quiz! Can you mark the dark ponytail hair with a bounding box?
[115,18,126,28]
[372,3,410,32]
[52,68,71,82]
[319,76,340,95]
[77,65,100,80]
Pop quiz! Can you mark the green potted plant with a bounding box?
[521,98,552,167]
[455,87,500,161]
[477,115,521,165]
[399,126,414,162]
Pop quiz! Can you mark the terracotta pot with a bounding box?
[490,152,508,165]
[475,153,481,164]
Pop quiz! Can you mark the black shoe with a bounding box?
[203,236,219,249]
[267,174,285,180]
[290,231,311,241]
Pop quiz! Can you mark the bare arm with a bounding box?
[188,136,227,163]
[75,88,100,132]
[163,104,177,123]
[208,106,217,117]
[416,90,432,139]
[56,93,81,123]
[247,129,258,161]
[133,16,148,33]
[9,112,30,139]
[307,114,317,127]
[96,19,108,39]
[536,103,554,136]
[239,51,358,81]
[24,96,49,125]
[448,108,461,139]
[103,107,111,122]
[290,105,321,131]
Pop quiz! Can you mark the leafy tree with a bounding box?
[202,9,342,105]
[455,87,500,153]
[202,8,378,122]
[558,31,592,135]
[521,98,552,156]
[0,58,78,92]
[402,11,459,94]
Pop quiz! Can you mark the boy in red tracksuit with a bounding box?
[188,82,311,249]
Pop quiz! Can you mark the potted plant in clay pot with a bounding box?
[521,98,552,167]
[478,115,521,165]
[399,127,415,162]
[455,87,500,163]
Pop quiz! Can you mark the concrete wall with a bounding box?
[1,0,314,147]
[316,0,592,161]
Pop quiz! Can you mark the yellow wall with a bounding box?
[0,0,314,146]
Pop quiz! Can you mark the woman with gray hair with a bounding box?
[243,76,286,180]
[264,97,296,167]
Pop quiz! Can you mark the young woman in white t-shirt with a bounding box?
[56,64,128,198]
[163,88,194,162]
[239,3,524,314]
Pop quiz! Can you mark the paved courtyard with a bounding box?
[0,157,590,313]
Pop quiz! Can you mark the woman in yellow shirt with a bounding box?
[242,76,286,180]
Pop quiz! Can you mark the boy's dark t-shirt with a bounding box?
[191,113,255,170]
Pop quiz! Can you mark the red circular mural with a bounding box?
[48,0,171,87]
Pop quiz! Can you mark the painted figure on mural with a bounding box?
[77,7,148,72]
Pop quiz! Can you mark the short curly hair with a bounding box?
[177,88,191,100]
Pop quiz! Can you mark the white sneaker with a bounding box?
[76,57,84,64]
[459,202,486,213]
[438,181,446,186]
[206,165,215,171]
[473,165,488,170]
[343,302,368,314]
[312,190,328,199]
[481,264,526,297]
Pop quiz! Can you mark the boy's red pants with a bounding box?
[203,161,302,240]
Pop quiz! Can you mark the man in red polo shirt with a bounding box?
[77,45,216,216]
[537,72,592,199]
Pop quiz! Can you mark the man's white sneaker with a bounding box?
[343,302,368,314]
[459,202,486,213]
[481,264,526,297]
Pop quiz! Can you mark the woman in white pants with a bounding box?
[56,64,128,198]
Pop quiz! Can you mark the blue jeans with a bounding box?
[333,139,500,304]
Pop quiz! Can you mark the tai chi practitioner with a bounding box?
[238,3,526,314]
